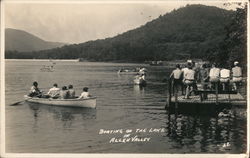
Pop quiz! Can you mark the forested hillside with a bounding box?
[5,4,247,68]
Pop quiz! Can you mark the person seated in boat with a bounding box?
[28,81,42,97]
[60,86,69,99]
[78,87,91,99]
[220,66,231,91]
[209,63,220,90]
[183,63,195,99]
[170,64,183,94]
[68,85,75,99]
[139,68,147,75]
[47,83,60,98]
[231,61,242,91]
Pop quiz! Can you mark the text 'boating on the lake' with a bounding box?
[99,128,165,143]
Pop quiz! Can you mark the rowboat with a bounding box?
[117,69,139,75]
[40,66,54,72]
[24,95,97,108]
[134,78,147,86]
[118,71,139,75]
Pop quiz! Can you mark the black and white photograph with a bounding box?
[1,0,249,157]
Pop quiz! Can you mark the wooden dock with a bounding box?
[167,79,247,108]
[170,93,246,106]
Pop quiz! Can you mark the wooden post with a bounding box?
[228,81,231,103]
[168,79,172,107]
[175,89,178,110]
[215,82,218,105]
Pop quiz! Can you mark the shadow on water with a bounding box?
[28,103,97,121]
[167,103,236,116]
[163,104,247,153]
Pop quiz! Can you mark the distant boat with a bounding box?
[149,61,163,66]
[117,69,139,75]
[117,70,138,75]
[24,95,97,108]
[40,65,54,72]
[78,58,87,62]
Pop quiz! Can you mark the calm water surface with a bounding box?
[5,60,246,153]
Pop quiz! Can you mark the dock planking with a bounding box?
[170,93,246,105]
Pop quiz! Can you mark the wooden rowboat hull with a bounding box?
[117,71,138,75]
[24,95,96,108]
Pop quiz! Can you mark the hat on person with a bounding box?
[234,61,239,66]
[187,60,192,63]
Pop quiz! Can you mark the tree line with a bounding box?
[5,4,247,70]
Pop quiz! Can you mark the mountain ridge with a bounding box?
[5,28,66,52]
[6,4,235,62]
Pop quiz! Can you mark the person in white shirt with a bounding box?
[183,63,195,99]
[78,87,91,99]
[209,63,220,90]
[209,63,220,82]
[220,67,230,91]
[47,83,60,98]
[232,61,242,91]
[181,64,188,95]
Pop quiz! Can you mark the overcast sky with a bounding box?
[4,1,240,44]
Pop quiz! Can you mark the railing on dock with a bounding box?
[167,79,241,106]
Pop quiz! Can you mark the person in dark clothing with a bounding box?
[199,64,209,99]
[28,81,42,97]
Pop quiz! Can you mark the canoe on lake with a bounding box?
[24,95,97,108]
[117,70,138,75]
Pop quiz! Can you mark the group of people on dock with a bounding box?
[170,60,243,99]
[28,82,91,99]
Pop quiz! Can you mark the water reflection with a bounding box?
[165,106,246,153]
[133,85,145,97]
[28,103,97,129]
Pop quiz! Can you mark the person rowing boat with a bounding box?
[28,81,42,98]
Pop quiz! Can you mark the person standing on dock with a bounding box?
[170,64,183,94]
[199,63,209,99]
[183,63,195,99]
[181,64,188,95]
[220,67,230,91]
[232,61,242,91]
[209,63,220,90]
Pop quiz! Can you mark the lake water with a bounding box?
[5,60,247,153]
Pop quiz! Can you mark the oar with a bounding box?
[9,100,25,106]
